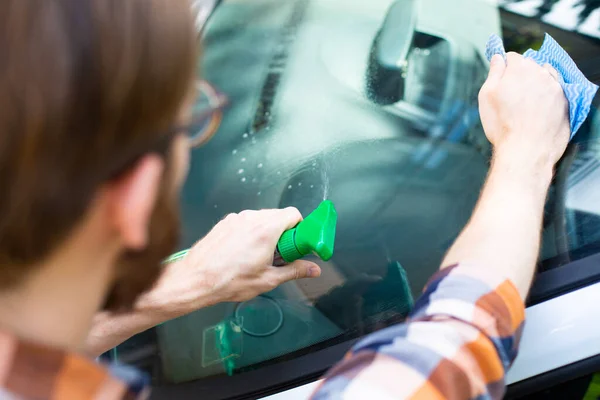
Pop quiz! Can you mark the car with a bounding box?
[109,0,600,399]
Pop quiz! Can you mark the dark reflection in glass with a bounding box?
[502,0,599,30]
[111,0,600,387]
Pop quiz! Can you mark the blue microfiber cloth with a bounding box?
[485,33,598,138]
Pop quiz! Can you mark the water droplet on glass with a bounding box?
[241,158,246,163]
[310,185,314,188]
[242,133,249,139]
[214,204,218,208]
[241,177,247,182]
[257,163,263,168]
[277,171,281,175]
[312,162,317,167]
[288,185,292,189]
[298,182,302,186]
[257,191,262,196]
[232,149,238,155]
[238,169,244,174]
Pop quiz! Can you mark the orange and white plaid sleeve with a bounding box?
[312,264,526,400]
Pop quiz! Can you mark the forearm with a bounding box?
[85,259,219,358]
[84,309,165,357]
[443,143,554,299]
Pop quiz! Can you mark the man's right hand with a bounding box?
[136,207,322,319]
[479,53,570,167]
[86,208,321,357]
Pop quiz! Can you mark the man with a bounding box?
[0,2,569,400]
[0,1,320,398]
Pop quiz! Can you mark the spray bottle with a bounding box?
[163,200,338,266]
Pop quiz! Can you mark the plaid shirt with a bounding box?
[312,264,526,400]
[0,331,149,400]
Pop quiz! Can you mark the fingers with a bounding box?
[485,54,506,87]
[503,52,538,77]
[479,54,507,103]
[261,207,303,237]
[271,260,321,285]
[222,208,302,228]
[216,208,306,255]
[543,63,559,82]
[276,207,303,230]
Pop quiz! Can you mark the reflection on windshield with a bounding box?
[115,0,600,385]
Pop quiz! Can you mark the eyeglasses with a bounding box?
[185,80,228,148]
[104,80,227,181]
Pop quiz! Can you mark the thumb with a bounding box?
[486,54,506,86]
[273,260,322,284]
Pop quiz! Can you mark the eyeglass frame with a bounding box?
[104,79,228,181]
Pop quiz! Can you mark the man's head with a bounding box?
[0,0,198,315]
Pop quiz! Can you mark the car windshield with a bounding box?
[114,0,600,387]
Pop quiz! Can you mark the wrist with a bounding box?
[492,140,555,186]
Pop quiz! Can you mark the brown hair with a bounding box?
[0,0,198,287]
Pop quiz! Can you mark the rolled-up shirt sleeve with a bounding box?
[311,264,526,400]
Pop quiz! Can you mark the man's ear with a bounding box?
[105,155,165,250]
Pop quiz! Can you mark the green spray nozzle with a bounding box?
[275,200,338,264]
